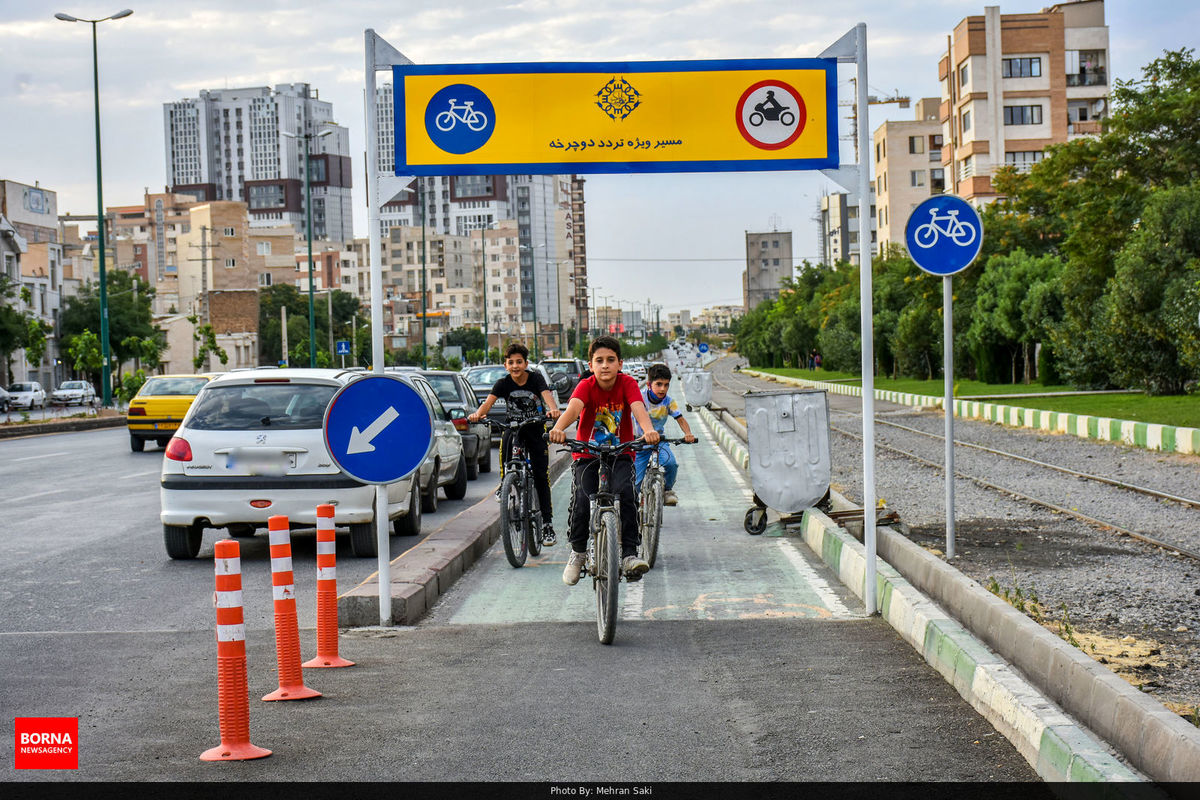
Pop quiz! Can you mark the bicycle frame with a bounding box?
[490,416,546,567]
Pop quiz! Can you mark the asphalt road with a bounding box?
[1,415,1038,782]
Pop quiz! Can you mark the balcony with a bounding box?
[1066,69,1106,87]
[1068,120,1102,136]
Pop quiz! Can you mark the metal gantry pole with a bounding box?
[364,29,390,626]
[855,21,879,615]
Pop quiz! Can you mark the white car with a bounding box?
[7,382,47,409]
[159,368,461,560]
[51,380,97,406]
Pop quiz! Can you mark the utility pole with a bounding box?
[280,306,288,366]
[327,288,334,365]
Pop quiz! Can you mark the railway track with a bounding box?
[709,365,1200,563]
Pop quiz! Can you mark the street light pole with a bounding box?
[419,181,427,368]
[304,131,315,367]
[56,8,132,405]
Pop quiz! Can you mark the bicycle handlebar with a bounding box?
[544,434,657,458]
[483,416,550,433]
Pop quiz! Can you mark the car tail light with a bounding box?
[128,406,146,416]
[250,500,272,509]
[164,437,193,462]
[452,418,469,431]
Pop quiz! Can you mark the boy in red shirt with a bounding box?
[549,336,660,585]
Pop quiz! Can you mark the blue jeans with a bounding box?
[634,442,678,491]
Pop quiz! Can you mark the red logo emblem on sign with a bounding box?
[14,717,79,770]
[735,80,807,151]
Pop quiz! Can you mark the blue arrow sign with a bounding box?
[335,340,351,355]
[323,375,433,484]
[905,195,983,277]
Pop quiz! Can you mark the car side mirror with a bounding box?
[448,407,466,421]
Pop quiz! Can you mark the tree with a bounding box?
[67,329,104,378]
[443,327,485,352]
[59,269,157,380]
[967,250,1064,384]
[189,316,229,372]
[1101,183,1200,394]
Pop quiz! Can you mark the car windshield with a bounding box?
[187,383,337,430]
[9,383,35,392]
[542,361,579,375]
[139,377,209,397]
[466,366,507,387]
[424,375,461,404]
[60,382,88,390]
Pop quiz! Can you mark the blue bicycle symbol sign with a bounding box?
[435,98,489,132]
[904,195,983,277]
[424,84,495,155]
[912,207,977,249]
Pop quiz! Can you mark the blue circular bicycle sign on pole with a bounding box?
[323,375,433,484]
[904,195,984,276]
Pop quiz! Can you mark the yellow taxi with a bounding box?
[127,374,220,452]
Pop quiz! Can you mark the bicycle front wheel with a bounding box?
[525,475,543,557]
[594,510,621,645]
[500,471,527,567]
[641,478,663,569]
[435,111,455,132]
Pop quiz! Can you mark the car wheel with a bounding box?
[164,523,203,559]
[130,434,145,453]
[479,445,492,473]
[394,479,422,536]
[445,456,468,500]
[348,521,376,558]
[420,463,439,513]
[156,437,171,448]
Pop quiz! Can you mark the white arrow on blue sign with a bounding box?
[904,195,983,277]
[322,375,433,484]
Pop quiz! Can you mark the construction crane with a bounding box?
[842,78,910,162]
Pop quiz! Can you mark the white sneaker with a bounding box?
[563,551,587,586]
[664,490,678,506]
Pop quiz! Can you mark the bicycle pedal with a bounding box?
[623,570,644,582]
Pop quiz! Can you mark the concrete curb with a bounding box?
[698,406,1147,782]
[696,405,748,471]
[338,448,573,627]
[742,369,1200,457]
[0,415,125,439]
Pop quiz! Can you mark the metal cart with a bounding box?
[681,370,712,411]
[742,389,832,535]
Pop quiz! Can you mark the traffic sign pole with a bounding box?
[905,194,983,562]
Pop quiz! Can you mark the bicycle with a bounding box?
[435,99,489,132]
[637,437,694,569]
[913,207,977,249]
[488,416,548,568]
[550,434,656,644]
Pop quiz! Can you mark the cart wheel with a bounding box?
[744,506,767,536]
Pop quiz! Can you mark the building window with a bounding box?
[224,257,236,268]
[908,136,924,154]
[1002,57,1042,78]
[1004,151,1044,172]
[910,170,926,187]
[256,241,272,255]
[930,168,945,193]
[1004,105,1043,125]
[961,109,971,133]
[259,272,272,287]
[223,226,236,237]
[958,61,969,89]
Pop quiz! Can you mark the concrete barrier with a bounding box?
[742,369,1200,456]
[698,407,1160,782]
[0,415,124,439]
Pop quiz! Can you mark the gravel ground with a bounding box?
[709,358,1200,722]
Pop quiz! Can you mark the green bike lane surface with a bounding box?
[2,427,1038,781]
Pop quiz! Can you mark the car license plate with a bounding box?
[227,449,296,476]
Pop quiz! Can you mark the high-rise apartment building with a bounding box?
[874,99,945,252]
[743,230,793,311]
[819,190,877,265]
[164,83,353,241]
[940,0,1109,204]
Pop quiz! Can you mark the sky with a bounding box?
[1,0,1196,314]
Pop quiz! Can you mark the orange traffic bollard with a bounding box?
[201,539,272,761]
[303,505,354,668]
[262,515,321,702]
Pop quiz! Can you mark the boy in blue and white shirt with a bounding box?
[633,363,696,506]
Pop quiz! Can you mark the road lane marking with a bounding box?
[116,470,160,480]
[775,539,857,617]
[12,451,70,461]
[15,487,72,501]
[622,578,645,619]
